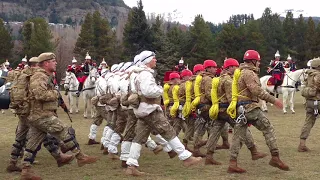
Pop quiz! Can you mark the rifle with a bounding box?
[50,75,73,123]
[58,90,73,123]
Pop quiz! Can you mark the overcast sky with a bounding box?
[123,0,319,24]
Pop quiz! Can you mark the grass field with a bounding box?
[1,92,320,180]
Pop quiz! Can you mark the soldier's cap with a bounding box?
[29,57,39,63]
[38,52,56,63]
[311,58,320,68]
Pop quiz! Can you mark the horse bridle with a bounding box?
[283,69,307,87]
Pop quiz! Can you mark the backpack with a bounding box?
[301,73,317,99]
[9,68,32,116]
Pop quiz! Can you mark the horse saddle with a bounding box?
[267,77,283,86]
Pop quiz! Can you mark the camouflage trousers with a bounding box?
[123,109,138,142]
[300,100,319,139]
[92,106,109,126]
[114,107,128,135]
[133,110,176,144]
[172,117,187,136]
[10,115,29,161]
[230,108,278,160]
[206,112,254,153]
[194,111,210,148]
[10,116,61,164]
[183,117,195,143]
[23,116,80,166]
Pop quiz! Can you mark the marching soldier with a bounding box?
[19,52,98,179]
[227,50,289,173]
[204,58,267,166]
[125,50,201,176]
[7,57,72,173]
[298,58,320,152]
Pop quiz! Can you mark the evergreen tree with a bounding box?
[188,15,214,64]
[123,0,152,58]
[283,11,296,52]
[259,8,285,61]
[0,18,13,61]
[305,17,317,59]
[294,14,307,64]
[22,17,53,57]
[74,13,94,60]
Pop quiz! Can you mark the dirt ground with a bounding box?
[1,92,320,180]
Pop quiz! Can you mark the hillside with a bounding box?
[0,0,130,27]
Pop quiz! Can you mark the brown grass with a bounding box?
[0,93,320,180]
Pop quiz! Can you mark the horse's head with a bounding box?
[64,71,78,89]
[88,68,98,85]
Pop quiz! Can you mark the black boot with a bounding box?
[77,83,83,97]
[64,89,69,96]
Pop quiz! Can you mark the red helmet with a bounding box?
[193,64,204,74]
[169,72,180,80]
[181,69,193,77]
[203,60,217,69]
[243,50,261,61]
[223,58,239,69]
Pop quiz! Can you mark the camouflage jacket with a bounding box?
[238,63,276,112]
[203,73,232,112]
[28,68,59,121]
[304,69,320,100]
[200,72,214,104]
[6,69,21,83]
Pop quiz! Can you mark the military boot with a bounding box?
[6,160,22,172]
[56,153,75,167]
[298,139,310,152]
[167,150,177,159]
[20,166,42,180]
[216,141,230,150]
[192,148,206,158]
[269,152,289,171]
[87,139,100,145]
[102,148,109,155]
[108,153,120,160]
[153,145,163,155]
[204,153,222,165]
[183,156,202,167]
[227,159,246,173]
[183,141,193,153]
[76,152,99,167]
[121,161,128,168]
[125,166,145,176]
[249,145,267,160]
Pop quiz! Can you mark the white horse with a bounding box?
[260,69,307,114]
[82,68,98,118]
[64,71,80,114]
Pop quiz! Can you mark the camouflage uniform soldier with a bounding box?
[7,57,73,173]
[204,58,267,166]
[87,70,109,145]
[125,50,201,176]
[298,58,320,152]
[227,50,289,173]
[179,69,195,152]
[20,53,98,180]
[191,60,227,157]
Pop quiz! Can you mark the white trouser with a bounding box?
[154,134,172,152]
[108,132,121,154]
[102,127,114,149]
[88,124,98,140]
[120,141,132,161]
[126,142,142,167]
[168,136,192,160]
[146,136,158,151]
[100,126,110,144]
